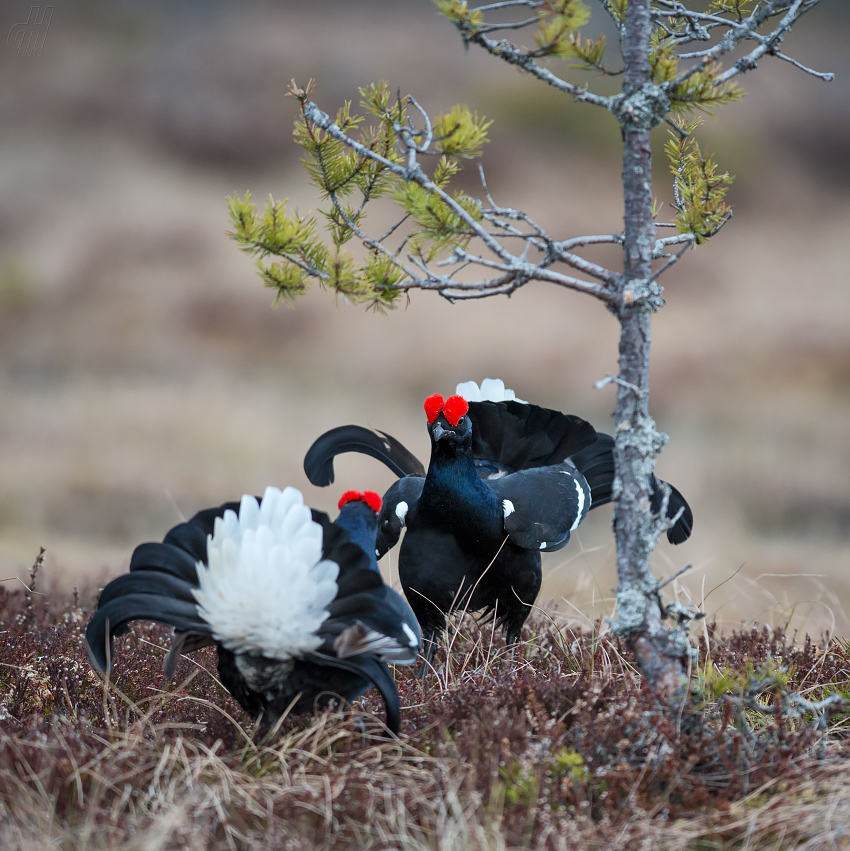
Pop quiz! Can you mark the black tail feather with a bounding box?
[304,425,425,487]
[86,593,211,671]
[96,570,199,609]
[467,400,598,472]
[570,432,693,544]
[651,480,694,545]
[163,501,240,563]
[129,542,201,583]
[163,631,217,678]
[310,652,401,735]
[569,433,616,506]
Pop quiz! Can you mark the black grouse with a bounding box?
[85,486,421,734]
[304,379,693,667]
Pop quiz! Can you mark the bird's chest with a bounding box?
[407,471,504,548]
[410,487,503,552]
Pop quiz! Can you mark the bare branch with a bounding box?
[476,0,543,11]
[649,239,693,280]
[773,49,835,81]
[661,0,830,89]
[477,16,541,34]
[446,26,612,108]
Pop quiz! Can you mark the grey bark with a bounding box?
[610,0,693,697]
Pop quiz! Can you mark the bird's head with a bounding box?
[337,490,382,515]
[336,490,383,568]
[424,393,472,449]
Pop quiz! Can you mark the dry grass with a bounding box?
[3,561,850,851]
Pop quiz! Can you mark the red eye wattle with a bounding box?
[338,490,362,509]
[338,490,383,513]
[442,395,469,427]
[424,393,444,424]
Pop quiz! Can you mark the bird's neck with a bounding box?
[420,441,499,528]
[335,505,380,571]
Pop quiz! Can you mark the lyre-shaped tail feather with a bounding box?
[467,400,598,472]
[85,573,213,672]
[570,433,693,544]
[307,651,402,735]
[304,426,425,486]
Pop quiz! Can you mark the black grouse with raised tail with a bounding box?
[304,379,693,668]
[86,487,421,734]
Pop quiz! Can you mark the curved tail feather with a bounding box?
[304,426,425,487]
[309,652,402,735]
[95,570,199,609]
[651,481,693,545]
[85,589,212,671]
[466,400,598,472]
[129,542,201,583]
[570,433,694,544]
[162,502,240,564]
[569,433,616,506]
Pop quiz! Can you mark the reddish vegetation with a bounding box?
[1,576,849,849]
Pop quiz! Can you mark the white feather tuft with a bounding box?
[193,486,339,661]
[455,378,526,404]
[402,622,419,647]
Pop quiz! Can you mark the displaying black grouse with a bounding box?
[304,379,693,667]
[86,486,421,734]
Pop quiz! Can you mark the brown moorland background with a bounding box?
[1,0,849,639]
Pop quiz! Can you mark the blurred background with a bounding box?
[1,0,849,638]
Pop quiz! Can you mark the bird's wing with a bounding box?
[325,584,421,666]
[376,476,425,557]
[304,425,426,486]
[570,432,693,544]
[490,462,592,552]
[467,400,598,471]
[320,525,421,667]
[319,521,420,665]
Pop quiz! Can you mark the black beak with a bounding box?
[432,422,449,442]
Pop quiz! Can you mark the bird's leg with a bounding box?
[504,623,525,667]
[416,629,440,681]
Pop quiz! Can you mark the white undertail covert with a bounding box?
[455,378,527,404]
[193,486,339,660]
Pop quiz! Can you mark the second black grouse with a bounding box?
[304,379,693,667]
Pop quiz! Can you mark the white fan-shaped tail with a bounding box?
[193,486,338,660]
[455,378,527,404]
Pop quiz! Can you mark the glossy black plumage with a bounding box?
[394,407,593,660]
[303,388,695,666]
[305,399,594,663]
[85,490,420,735]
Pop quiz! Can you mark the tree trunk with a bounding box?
[611,0,692,697]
